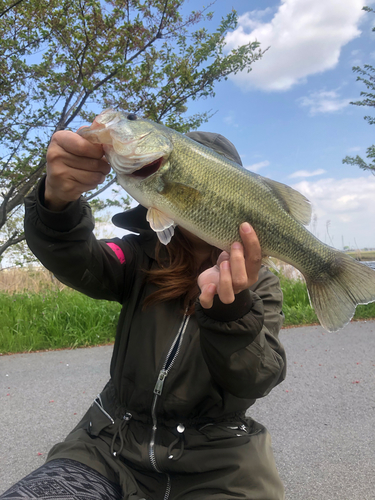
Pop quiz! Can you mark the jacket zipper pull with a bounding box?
[154,369,168,396]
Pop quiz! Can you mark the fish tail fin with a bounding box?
[305,253,375,332]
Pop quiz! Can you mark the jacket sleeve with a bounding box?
[196,267,286,400]
[24,177,136,303]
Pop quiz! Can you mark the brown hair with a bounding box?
[143,229,221,314]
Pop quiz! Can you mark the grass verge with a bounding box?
[0,290,121,354]
[1,275,375,354]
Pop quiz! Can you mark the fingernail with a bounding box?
[221,260,230,270]
[241,222,252,233]
[232,242,242,250]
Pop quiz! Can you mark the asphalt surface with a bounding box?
[1,321,375,500]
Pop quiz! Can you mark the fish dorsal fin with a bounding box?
[261,177,312,226]
[146,207,176,245]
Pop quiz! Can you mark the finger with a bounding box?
[240,223,262,285]
[199,283,217,309]
[47,144,111,177]
[67,169,108,191]
[44,169,107,208]
[46,159,108,193]
[217,251,230,266]
[52,130,105,160]
[65,155,111,176]
[229,242,248,293]
[218,260,235,304]
[49,131,111,175]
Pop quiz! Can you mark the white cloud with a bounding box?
[289,168,326,178]
[245,160,270,172]
[298,89,352,114]
[291,176,375,249]
[234,7,275,30]
[225,0,366,91]
[347,146,361,152]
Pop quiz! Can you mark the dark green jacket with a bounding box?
[24,179,286,500]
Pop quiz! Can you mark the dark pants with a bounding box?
[0,459,124,500]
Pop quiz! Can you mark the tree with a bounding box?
[0,0,263,265]
[343,6,375,174]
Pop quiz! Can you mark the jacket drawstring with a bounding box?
[167,423,185,461]
[111,412,132,457]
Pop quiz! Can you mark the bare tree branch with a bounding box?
[85,177,117,201]
[0,186,16,228]
[0,160,46,230]
[0,231,25,255]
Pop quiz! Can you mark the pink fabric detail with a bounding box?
[106,242,126,264]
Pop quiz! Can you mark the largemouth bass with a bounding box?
[78,109,375,332]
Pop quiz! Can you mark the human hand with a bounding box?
[198,223,262,309]
[45,130,111,211]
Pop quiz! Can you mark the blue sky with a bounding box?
[163,0,375,251]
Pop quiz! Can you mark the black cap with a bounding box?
[112,203,149,232]
[112,131,242,231]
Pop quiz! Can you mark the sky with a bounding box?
[139,0,375,251]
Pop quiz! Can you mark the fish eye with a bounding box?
[127,113,137,121]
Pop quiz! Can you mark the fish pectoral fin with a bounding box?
[146,207,176,245]
[156,226,175,245]
[261,177,312,226]
[146,207,175,231]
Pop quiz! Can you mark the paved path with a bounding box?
[1,321,375,499]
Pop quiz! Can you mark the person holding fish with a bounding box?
[1,116,287,500]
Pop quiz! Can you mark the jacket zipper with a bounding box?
[149,313,190,500]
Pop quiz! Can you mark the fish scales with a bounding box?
[78,109,375,332]
[149,135,337,278]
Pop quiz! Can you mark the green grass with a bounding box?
[1,276,375,354]
[278,272,375,327]
[278,273,319,326]
[0,290,121,354]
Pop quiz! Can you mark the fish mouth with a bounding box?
[131,157,164,179]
